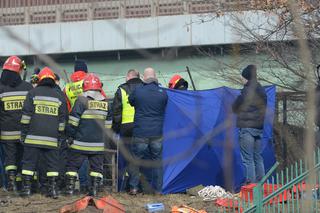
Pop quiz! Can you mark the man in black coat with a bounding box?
[112,69,143,191]
[232,64,267,184]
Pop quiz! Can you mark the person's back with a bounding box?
[232,66,267,129]
[64,60,88,112]
[128,67,167,194]
[112,69,143,136]
[232,64,267,184]
[0,56,33,192]
[129,76,167,138]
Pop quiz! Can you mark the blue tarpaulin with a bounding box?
[162,86,276,194]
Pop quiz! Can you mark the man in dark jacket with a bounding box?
[20,67,67,198]
[128,67,168,195]
[0,56,33,192]
[232,65,267,184]
[112,69,143,191]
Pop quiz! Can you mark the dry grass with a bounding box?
[0,190,218,213]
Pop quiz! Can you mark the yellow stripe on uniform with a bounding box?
[1,135,21,140]
[24,139,58,147]
[70,144,104,152]
[66,171,78,177]
[22,170,34,176]
[33,100,60,107]
[47,172,59,177]
[5,165,17,171]
[89,171,103,178]
[81,114,106,120]
[2,96,26,101]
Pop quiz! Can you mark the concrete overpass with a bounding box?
[0,0,284,95]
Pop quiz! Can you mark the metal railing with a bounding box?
[0,0,270,26]
[215,147,320,212]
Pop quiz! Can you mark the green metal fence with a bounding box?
[216,148,320,213]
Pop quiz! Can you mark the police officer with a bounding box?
[0,56,33,192]
[64,60,88,112]
[20,67,67,198]
[65,73,110,196]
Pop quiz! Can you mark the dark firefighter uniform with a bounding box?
[65,73,110,196]
[20,67,67,198]
[0,55,33,192]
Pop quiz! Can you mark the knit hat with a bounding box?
[241,65,257,80]
[74,60,88,73]
[33,67,41,75]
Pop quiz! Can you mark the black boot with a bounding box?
[20,175,32,197]
[47,177,58,199]
[89,177,101,197]
[6,170,17,192]
[64,176,76,196]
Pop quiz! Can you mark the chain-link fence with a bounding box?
[275,91,306,169]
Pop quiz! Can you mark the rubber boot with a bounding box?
[47,177,58,199]
[20,175,32,197]
[64,176,76,196]
[89,177,101,197]
[6,170,17,192]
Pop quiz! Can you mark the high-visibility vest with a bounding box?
[120,87,135,124]
[65,80,84,108]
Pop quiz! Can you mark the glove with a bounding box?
[20,135,26,144]
[67,137,74,147]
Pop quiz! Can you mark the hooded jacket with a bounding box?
[0,70,33,143]
[232,80,267,129]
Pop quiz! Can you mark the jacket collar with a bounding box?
[83,91,105,101]
[143,78,158,85]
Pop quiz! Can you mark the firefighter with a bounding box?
[64,60,88,112]
[0,56,33,192]
[20,67,67,198]
[65,73,110,196]
[168,74,188,90]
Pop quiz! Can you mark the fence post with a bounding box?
[251,162,279,213]
[282,95,287,166]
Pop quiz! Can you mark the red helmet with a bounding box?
[83,73,103,92]
[38,67,56,82]
[168,74,182,89]
[3,56,24,73]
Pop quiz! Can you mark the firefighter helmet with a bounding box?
[168,75,183,89]
[2,56,24,73]
[38,67,56,82]
[83,73,102,92]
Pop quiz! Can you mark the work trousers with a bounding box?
[22,146,59,178]
[0,143,6,187]
[3,142,23,172]
[38,140,68,187]
[66,151,104,178]
[129,136,163,193]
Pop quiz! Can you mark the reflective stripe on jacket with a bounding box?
[20,85,67,149]
[0,81,33,143]
[66,95,111,154]
[65,80,83,109]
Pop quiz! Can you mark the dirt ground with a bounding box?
[0,189,221,213]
